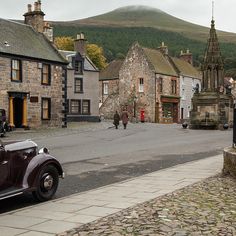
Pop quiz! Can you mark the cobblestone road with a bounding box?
[60,174,236,236]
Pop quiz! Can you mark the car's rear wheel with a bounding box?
[32,165,59,202]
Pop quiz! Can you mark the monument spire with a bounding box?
[201,11,224,92]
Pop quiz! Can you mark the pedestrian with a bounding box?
[121,108,129,129]
[113,111,120,129]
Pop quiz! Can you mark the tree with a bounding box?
[54,37,74,51]
[87,44,107,70]
[54,37,107,70]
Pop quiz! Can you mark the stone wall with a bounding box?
[119,42,156,122]
[99,94,120,119]
[0,56,64,128]
[223,147,236,178]
[99,79,119,104]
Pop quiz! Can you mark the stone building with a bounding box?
[119,42,180,123]
[0,1,68,128]
[190,19,233,129]
[60,33,100,122]
[100,42,201,123]
[172,51,201,121]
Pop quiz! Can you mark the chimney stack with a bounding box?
[27,4,32,12]
[157,42,168,55]
[179,49,193,65]
[74,32,87,57]
[43,21,54,42]
[24,0,45,33]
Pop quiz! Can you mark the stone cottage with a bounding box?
[60,33,100,122]
[0,1,68,128]
[100,42,201,123]
[99,59,123,118]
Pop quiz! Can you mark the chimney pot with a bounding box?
[34,2,37,11]
[27,4,32,12]
[38,0,41,11]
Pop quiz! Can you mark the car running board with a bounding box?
[0,187,24,200]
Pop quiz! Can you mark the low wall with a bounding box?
[223,147,236,178]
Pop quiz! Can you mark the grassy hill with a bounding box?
[51,6,236,75]
[53,5,236,43]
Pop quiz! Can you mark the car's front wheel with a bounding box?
[32,165,59,202]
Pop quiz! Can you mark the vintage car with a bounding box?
[0,109,8,137]
[0,139,64,202]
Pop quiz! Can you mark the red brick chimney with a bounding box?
[74,33,87,57]
[179,49,193,65]
[24,0,45,33]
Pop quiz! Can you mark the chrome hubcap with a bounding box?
[43,175,54,190]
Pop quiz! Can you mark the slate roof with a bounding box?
[171,57,201,79]
[0,18,67,64]
[59,50,98,72]
[99,59,124,80]
[142,47,178,77]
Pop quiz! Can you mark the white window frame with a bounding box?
[103,82,108,95]
[139,78,144,93]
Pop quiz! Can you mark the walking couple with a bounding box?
[113,109,129,129]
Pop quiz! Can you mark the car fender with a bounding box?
[22,153,63,189]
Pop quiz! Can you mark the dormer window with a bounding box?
[75,60,82,74]
[72,53,84,74]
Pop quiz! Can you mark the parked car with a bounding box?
[0,109,10,137]
[0,139,64,202]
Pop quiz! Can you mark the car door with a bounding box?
[0,148,9,191]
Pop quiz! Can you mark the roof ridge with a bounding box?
[0,18,33,28]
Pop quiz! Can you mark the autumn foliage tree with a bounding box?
[54,37,107,70]
[86,44,107,70]
[54,37,74,51]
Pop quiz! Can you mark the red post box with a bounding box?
[140,109,145,123]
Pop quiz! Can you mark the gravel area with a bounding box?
[59,174,236,236]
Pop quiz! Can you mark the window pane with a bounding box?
[42,64,50,84]
[103,83,108,95]
[75,78,82,93]
[12,60,21,81]
[42,98,50,119]
[75,61,82,74]
[71,100,80,113]
[139,78,144,92]
[82,100,90,114]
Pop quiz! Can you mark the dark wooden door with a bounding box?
[173,103,179,123]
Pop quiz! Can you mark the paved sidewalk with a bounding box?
[0,155,223,236]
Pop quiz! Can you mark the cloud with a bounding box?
[1,0,236,33]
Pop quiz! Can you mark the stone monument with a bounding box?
[190,18,232,129]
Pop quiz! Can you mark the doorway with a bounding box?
[13,97,23,128]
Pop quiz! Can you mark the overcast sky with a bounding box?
[1,0,236,33]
